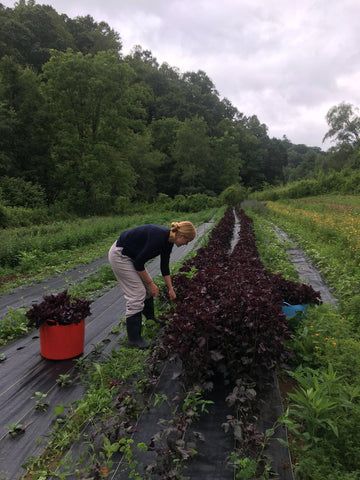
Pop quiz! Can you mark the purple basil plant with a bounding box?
[26,290,91,328]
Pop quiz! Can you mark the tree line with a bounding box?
[0,1,358,215]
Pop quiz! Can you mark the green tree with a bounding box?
[235,115,269,188]
[65,14,122,55]
[53,143,135,215]
[126,130,164,201]
[150,117,181,195]
[209,121,242,193]
[42,50,134,145]
[324,102,360,148]
[8,0,74,69]
[172,116,212,194]
[0,56,52,189]
[42,50,137,212]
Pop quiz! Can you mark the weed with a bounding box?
[153,392,168,407]
[32,391,50,412]
[8,422,26,437]
[0,308,29,345]
[182,388,214,419]
[56,374,73,388]
[229,452,257,480]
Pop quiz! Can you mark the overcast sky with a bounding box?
[5,0,360,148]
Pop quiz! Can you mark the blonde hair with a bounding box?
[170,221,196,241]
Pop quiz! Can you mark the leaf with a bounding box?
[276,437,289,447]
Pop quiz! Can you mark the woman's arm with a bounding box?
[137,270,159,297]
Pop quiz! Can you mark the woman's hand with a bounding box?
[168,287,176,301]
[149,281,159,297]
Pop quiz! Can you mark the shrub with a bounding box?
[171,193,217,212]
[3,206,50,227]
[113,196,131,215]
[220,184,248,206]
[0,177,46,208]
[251,169,360,200]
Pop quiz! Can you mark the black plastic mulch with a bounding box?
[0,223,213,480]
[272,225,337,305]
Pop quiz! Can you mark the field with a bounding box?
[2,198,360,479]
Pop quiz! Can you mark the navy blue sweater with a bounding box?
[116,224,173,276]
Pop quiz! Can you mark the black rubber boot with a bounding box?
[126,312,148,349]
[143,297,155,320]
[143,297,165,326]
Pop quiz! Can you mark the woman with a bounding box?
[108,221,196,348]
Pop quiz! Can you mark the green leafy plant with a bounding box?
[32,391,50,412]
[8,422,26,438]
[153,392,168,407]
[229,452,257,480]
[0,308,29,345]
[182,388,214,420]
[56,374,73,388]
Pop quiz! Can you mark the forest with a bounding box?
[1,0,358,217]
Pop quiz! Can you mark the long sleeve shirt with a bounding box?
[116,224,173,276]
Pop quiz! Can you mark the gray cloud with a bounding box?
[4,0,360,147]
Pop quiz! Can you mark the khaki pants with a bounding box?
[108,242,150,317]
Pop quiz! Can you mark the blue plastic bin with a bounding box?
[282,302,308,319]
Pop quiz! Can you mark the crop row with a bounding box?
[162,207,319,386]
[148,207,320,476]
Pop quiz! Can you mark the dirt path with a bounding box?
[0,222,213,480]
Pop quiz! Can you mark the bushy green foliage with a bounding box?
[220,184,248,206]
[252,169,360,201]
[1,206,50,227]
[0,308,29,345]
[171,193,218,212]
[0,176,46,208]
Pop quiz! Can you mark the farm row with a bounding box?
[245,194,360,479]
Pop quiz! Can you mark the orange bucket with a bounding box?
[40,320,85,360]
